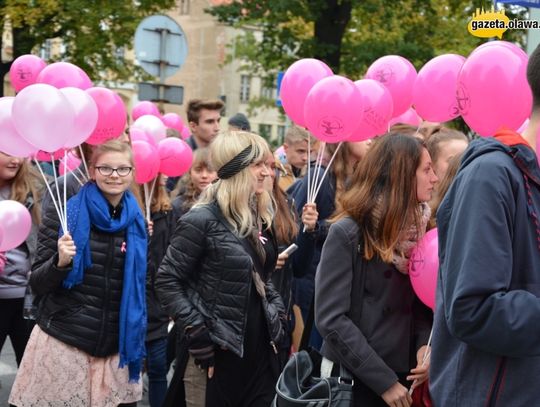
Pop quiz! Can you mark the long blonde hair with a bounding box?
[196,131,274,237]
[5,159,42,224]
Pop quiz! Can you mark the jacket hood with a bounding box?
[460,129,540,185]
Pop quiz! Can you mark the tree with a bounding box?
[0,0,176,96]
[209,0,526,116]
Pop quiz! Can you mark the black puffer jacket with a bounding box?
[146,208,180,342]
[31,199,127,357]
[156,202,286,358]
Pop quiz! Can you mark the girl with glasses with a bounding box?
[10,140,148,407]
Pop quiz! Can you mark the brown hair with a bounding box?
[326,142,357,206]
[187,99,224,124]
[272,174,299,245]
[7,159,42,224]
[426,127,468,164]
[171,148,215,210]
[428,153,462,230]
[334,134,425,262]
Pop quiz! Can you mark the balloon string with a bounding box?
[310,142,326,203]
[307,135,311,206]
[143,183,150,222]
[312,142,342,202]
[74,166,89,184]
[70,170,85,187]
[78,145,90,180]
[63,150,68,234]
[50,154,66,232]
[408,327,433,395]
[146,178,157,221]
[33,158,67,234]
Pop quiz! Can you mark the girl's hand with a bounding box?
[147,220,154,237]
[381,381,412,407]
[407,345,430,391]
[58,233,76,267]
[302,203,319,232]
[275,252,289,270]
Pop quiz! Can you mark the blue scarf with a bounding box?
[61,182,147,382]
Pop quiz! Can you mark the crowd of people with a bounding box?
[2,45,540,407]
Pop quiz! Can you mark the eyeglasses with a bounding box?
[95,166,133,177]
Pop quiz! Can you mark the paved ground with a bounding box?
[0,338,153,406]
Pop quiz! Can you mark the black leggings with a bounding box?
[0,297,33,366]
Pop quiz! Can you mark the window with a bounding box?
[259,124,272,139]
[40,39,52,61]
[240,75,251,103]
[261,85,274,99]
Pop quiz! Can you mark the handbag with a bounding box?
[273,218,366,407]
[272,349,354,407]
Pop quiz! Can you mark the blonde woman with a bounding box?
[156,131,285,407]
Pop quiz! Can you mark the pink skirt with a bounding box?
[9,325,142,407]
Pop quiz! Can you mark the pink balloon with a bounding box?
[132,141,160,184]
[9,55,47,92]
[161,113,185,133]
[413,54,466,122]
[34,149,66,162]
[129,127,157,147]
[365,55,417,117]
[59,152,82,176]
[472,41,527,61]
[85,87,127,145]
[132,101,160,121]
[458,45,531,137]
[180,126,191,140]
[304,75,363,143]
[349,79,393,141]
[60,87,99,148]
[0,97,38,158]
[0,225,3,249]
[132,115,167,144]
[158,138,193,177]
[12,83,75,152]
[280,59,333,127]
[37,62,93,90]
[0,200,32,251]
[409,228,439,310]
[389,107,422,128]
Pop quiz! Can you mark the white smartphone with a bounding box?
[280,243,298,256]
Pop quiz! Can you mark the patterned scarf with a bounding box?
[392,202,431,274]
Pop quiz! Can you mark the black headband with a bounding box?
[217,144,256,180]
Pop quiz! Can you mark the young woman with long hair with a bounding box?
[10,140,147,407]
[315,134,437,407]
[0,152,41,368]
[156,131,285,407]
[291,140,371,349]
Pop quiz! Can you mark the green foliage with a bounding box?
[208,0,528,117]
[0,0,176,86]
